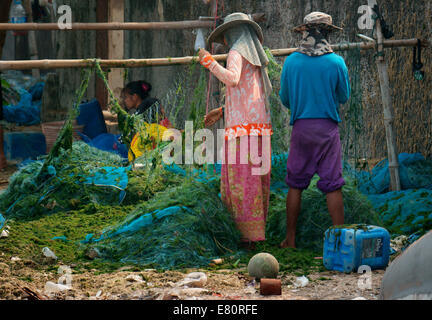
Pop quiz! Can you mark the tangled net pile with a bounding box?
[0,50,431,269]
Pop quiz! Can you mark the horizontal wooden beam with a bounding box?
[0,21,211,31]
[0,38,428,70]
[0,13,266,31]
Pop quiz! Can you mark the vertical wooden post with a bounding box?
[22,0,40,78]
[107,0,124,103]
[375,18,401,191]
[0,75,7,170]
[0,0,12,171]
[96,0,108,109]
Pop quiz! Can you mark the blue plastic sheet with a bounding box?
[82,166,131,203]
[82,206,186,243]
[164,163,221,183]
[76,99,108,139]
[0,213,5,230]
[3,88,41,125]
[81,133,129,159]
[28,82,45,101]
[52,236,69,242]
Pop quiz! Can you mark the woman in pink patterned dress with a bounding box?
[198,12,273,249]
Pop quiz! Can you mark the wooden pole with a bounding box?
[96,0,109,110]
[107,0,125,104]
[22,0,40,79]
[375,18,401,191]
[0,0,12,171]
[0,14,266,31]
[0,74,7,170]
[0,38,427,70]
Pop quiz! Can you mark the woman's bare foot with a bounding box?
[279,238,296,249]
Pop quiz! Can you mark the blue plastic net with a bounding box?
[345,153,432,241]
[346,153,432,194]
[84,175,241,269]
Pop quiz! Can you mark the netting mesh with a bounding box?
[85,177,241,268]
[0,48,431,268]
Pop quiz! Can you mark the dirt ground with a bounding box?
[0,259,385,300]
[0,164,385,301]
[0,164,16,191]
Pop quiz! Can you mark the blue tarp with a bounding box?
[0,213,5,230]
[3,132,46,160]
[3,87,42,125]
[82,206,186,243]
[76,99,108,139]
[80,165,131,203]
[80,133,129,159]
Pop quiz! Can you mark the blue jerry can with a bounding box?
[323,225,390,273]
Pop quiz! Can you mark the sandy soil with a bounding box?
[0,164,17,190]
[0,258,385,300]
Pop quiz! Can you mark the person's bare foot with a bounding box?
[279,238,296,249]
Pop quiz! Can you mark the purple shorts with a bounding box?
[285,119,345,193]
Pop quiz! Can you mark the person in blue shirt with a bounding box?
[279,12,351,248]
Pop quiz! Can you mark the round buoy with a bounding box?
[247,252,279,279]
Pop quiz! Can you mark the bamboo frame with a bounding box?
[0,13,266,31]
[375,19,401,191]
[0,39,428,70]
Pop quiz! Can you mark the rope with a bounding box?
[205,0,219,115]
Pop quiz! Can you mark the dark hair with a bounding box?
[124,80,152,100]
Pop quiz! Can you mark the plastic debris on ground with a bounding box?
[294,276,309,288]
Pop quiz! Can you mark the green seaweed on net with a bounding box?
[0,142,129,220]
[160,58,208,131]
[93,59,155,162]
[264,47,291,153]
[266,175,381,252]
[37,68,92,181]
[1,78,20,106]
[0,203,135,272]
[89,176,242,269]
[122,153,184,205]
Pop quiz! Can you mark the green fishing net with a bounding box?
[87,176,241,269]
[268,153,381,251]
[0,142,128,220]
[2,48,421,271]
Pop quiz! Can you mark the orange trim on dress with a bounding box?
[225,123,273,140]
